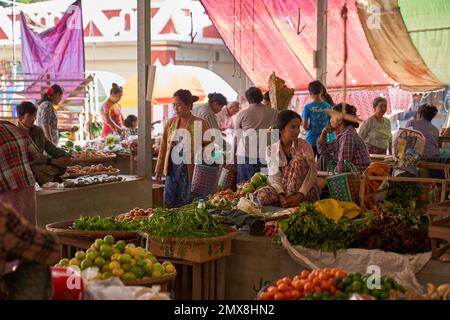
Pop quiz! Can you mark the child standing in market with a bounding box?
[302,81,332,156]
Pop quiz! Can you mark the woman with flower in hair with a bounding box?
[36,84,64,144]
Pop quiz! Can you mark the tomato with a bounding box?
[312,277,321,286]
[329,286,336,294]
[276,279,285,287]
[323,268,331,274]
[284,290,292,300]
[304,282,314,293]
[274,293,286,300]
[290,290,302,300]
[293,275,300,283]
[308,273,316,281]
[314,286,323,293]
[300,270,310,279]
[318,273,329,282]
[335,271,347,279]
[267,286,278,294]
[277,283,291,293]
[282,277,292,286]
[321,281,331,291]
[260,292,272,300]
[292,280,301,291]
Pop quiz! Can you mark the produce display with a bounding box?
[72,149,116,161]
[279,202,366,253]
[61,140,83,154]
[236,173,270,197]
[258,268,405,300]
[400,283,450,300]
[63,174,124,188]
[139,204,228,239]
[386,180,421,208]
[350,201,430,254]
[55,235,176,281]
[72,216,142,231]
[208,189,240,209]
[65,164,119,176]
[116,208,153,222]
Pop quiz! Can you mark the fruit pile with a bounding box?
[335,273,404,300]
[236,173,270,196]
[116,207,153,222]
[55,235,175,282]
[208,189,240,208]
[258,268,405,300]
[259,268,348,300]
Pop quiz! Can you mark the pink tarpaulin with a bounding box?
[200,0,393,90]
[20,0,85,99]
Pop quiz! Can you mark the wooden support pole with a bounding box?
[137,0,153,181]
[316,0,328,84]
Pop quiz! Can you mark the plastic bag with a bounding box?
[313,199,361,221]
[237,197,262,216]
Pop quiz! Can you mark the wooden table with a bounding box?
[427,201,450,259]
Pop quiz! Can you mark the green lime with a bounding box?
[142,265,152,276]
[102,271,113,280]
[103,235,115,245]
[371,289,381,299]
[102,264,110,272]
[122,263,132,272]
[86,252,98,261]
[379,291,389,300]
[351,281,363,293]
[94,256,106,267]
[118,254,132,264]
[75,251,86,261]
[115,241,126,252]
[94,239,104,249]
[101,249,113,260]
[322,291,330,300]
[313,292,323,300]
[59,258,70,266]
[80,259,93,270]
[130,266,144,279]
[100,244,112,253]
[122,272,137,281]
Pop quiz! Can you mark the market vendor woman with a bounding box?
[101,83,126,138]
[36,84,64,145]
[17,101,71,184]
[255,110,320,208]
[155,89,211,208]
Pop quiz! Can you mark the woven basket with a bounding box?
[122,271,177,287]
[45,220,138,241]
[326,161,361,204]
[191,164,220,196]
[143,228,237,263]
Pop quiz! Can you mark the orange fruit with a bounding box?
[274,293,286,300]
[277,283,291,293]
[291,290,302,300]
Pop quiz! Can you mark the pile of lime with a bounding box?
[334,272,404,300]
[56,235,176,282]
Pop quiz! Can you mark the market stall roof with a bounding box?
[200,0,393,91]
[398,0,450,85]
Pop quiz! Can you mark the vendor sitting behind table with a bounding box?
[17,101,71,185]
[317,103,371,173]
[124,114,138,136]
[254,110,320,208]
